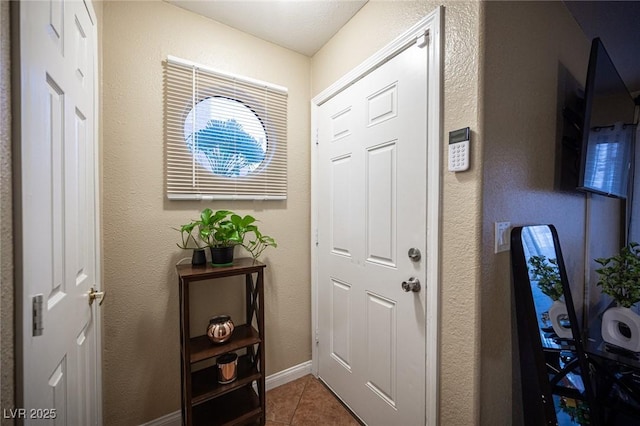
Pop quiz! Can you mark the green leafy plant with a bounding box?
[174,221,203,249]
[220,213,277,259]
[242,224,277,260]
[197,208,233,247]
[595,242,640,308]
[528,255,563,301]
[180,208,277,260]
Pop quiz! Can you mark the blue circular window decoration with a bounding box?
[183,97,267,177]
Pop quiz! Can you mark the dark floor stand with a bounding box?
[177,259,266,426]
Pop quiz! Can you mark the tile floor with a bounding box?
[265,375,360,426]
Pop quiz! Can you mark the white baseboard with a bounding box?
[265,360,312,391]
[141,360,313,426]
[140,410,181,426]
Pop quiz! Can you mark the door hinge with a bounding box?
[315,229,319,246]
[315,329,319,345]
[416,31,429,48]
[32,294,44,337]
[315,128,319,145]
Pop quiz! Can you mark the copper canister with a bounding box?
[217,353,238,384]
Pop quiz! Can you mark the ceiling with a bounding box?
[564,0,640,94]
[166,0,368,57]
[166,1,640,94]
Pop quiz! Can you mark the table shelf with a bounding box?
[191,355,261,406]
[192,386,261,426]
[190,325,260,364]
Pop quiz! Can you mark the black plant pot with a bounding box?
[191,248,206,266]
[210,245,234,267]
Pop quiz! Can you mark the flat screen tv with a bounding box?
[578,38,636,199]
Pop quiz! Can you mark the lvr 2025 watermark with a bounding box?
[3,408,57,419]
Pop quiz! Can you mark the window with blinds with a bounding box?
[165,56,288,200]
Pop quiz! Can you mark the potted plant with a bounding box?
[175,221,206,266]
[196,209,235,266]
[595,242,640,352]
[195,208,277,266]
[528,255,572,338]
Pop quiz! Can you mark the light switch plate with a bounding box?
[495,221,511,253]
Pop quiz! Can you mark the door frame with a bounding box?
[14,0,103,422]
[310,7,442,425]
[90,1,103,422]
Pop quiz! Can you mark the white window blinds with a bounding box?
[165,55,288,200]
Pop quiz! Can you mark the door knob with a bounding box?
[88,287,106,306]
[401,277,421,293]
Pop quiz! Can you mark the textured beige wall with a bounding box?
[102,1,311,424]
[480,2,595,423]
[312,2,483,424]
[0,0,15,421]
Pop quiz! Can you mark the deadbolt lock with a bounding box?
[408,248,421,262]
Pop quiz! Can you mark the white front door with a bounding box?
[18,1,101,424]
[316,34,433,425]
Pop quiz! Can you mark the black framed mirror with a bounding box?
[511,225,596,425]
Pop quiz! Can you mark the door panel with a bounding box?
[366,83,397,126]
[317,41,428,426]
[331,155,353,257]
[330,278,352,371]
[48,0,64,52]
[365,141,397,266]
[48,359,67,425]
[365,291,396,407]
[331,107,352,140]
